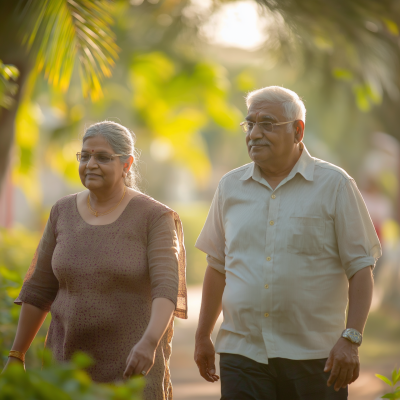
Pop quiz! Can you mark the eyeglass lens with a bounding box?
[77,152,113,164]
[243,122,273,133]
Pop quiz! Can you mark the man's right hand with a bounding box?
[194,335,220,382]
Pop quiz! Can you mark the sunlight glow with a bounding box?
[198,1,268,50]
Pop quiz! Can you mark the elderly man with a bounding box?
[194,86,381,399]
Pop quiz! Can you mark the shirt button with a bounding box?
[271,194,276,199]
[266,257,271,261]
[264,284,269,289]
[269,220,274,226]
[264,313,270,318]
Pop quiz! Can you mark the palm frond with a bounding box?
[18,0,119,100]
[255,0,400,106]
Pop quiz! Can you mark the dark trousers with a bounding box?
[220,353,348,400]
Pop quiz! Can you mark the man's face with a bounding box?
[245,102,296,165]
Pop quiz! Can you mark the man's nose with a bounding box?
[249,122,263,140]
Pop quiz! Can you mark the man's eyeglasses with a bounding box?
[240,120,296,134]
[76,152,128,164]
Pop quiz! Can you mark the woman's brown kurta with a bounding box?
[15,193,187,400]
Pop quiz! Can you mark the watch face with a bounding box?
[344,329,362,345]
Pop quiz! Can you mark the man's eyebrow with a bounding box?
[260,115,277,122]
[245,114,277,122]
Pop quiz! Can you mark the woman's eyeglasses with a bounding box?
[76,152,128,164]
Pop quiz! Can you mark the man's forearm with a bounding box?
[347,266,374,334]
[196,266,225,338]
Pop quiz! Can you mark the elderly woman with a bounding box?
[4,121,187,400]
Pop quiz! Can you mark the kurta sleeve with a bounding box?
[335,178,382,279]
[14,214,59,311]
[195,185,226,274]
[148,212,187,319]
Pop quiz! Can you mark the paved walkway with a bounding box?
[170,286,389,400]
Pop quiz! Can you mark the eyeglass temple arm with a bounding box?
[273,120,297,126]
[76,153,125,156]
[240,120,297,126]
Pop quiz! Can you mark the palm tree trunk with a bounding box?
[0,1,33,192]
[0,62,31,191]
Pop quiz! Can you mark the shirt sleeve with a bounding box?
[148,212,180,308]
[335,178,382,279]
[195,185,226,274]
[14,215,59,311]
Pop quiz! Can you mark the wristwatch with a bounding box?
[341,328,362,346]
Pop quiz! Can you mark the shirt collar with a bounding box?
[240,143,315,182]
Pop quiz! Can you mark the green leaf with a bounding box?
[332,69,353,82]
[393,369,400,385]
[235,70,256,91]
[376,374,393,386]
[0,266,23,284]
[6,287,22,299]
[71,351,94,368]
[381,392,400,399]
[382,18,399,36]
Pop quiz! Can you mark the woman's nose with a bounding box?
[86,155,98,168]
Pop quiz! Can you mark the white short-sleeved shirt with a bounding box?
[195,145,381,364]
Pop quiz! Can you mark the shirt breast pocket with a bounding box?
[287,216,325,255]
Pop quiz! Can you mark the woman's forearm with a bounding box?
[123,297,175,378]
[11,303,48,353]
[141,297,175,347]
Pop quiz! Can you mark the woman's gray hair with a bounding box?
[246,86,306,124]
[82,121,140,190]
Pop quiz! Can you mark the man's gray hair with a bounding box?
[246,86,306,123]
[83,121,140,190]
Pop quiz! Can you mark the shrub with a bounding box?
[376,368,400,399]
[0,350,144,400]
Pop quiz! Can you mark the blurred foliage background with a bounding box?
[1,1,400,398]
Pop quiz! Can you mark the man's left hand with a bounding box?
[324,337,360,391]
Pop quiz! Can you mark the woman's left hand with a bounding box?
[123,337,157,379]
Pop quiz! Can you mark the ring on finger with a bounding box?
[141,370,147,376]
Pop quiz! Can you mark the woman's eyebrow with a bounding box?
[81,149,111,153]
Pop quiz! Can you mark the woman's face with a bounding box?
[79,135,126,192]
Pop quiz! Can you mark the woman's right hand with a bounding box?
[1,357,25,374]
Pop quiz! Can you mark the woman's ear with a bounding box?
[123,156,134,173]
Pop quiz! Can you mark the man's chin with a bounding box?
[248,146,270,161]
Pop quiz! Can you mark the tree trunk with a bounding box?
[0,1,33,192]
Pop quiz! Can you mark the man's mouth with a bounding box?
[248,140,271,147]
[249,143,270,148]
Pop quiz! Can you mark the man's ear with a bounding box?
[293,120,305,143]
